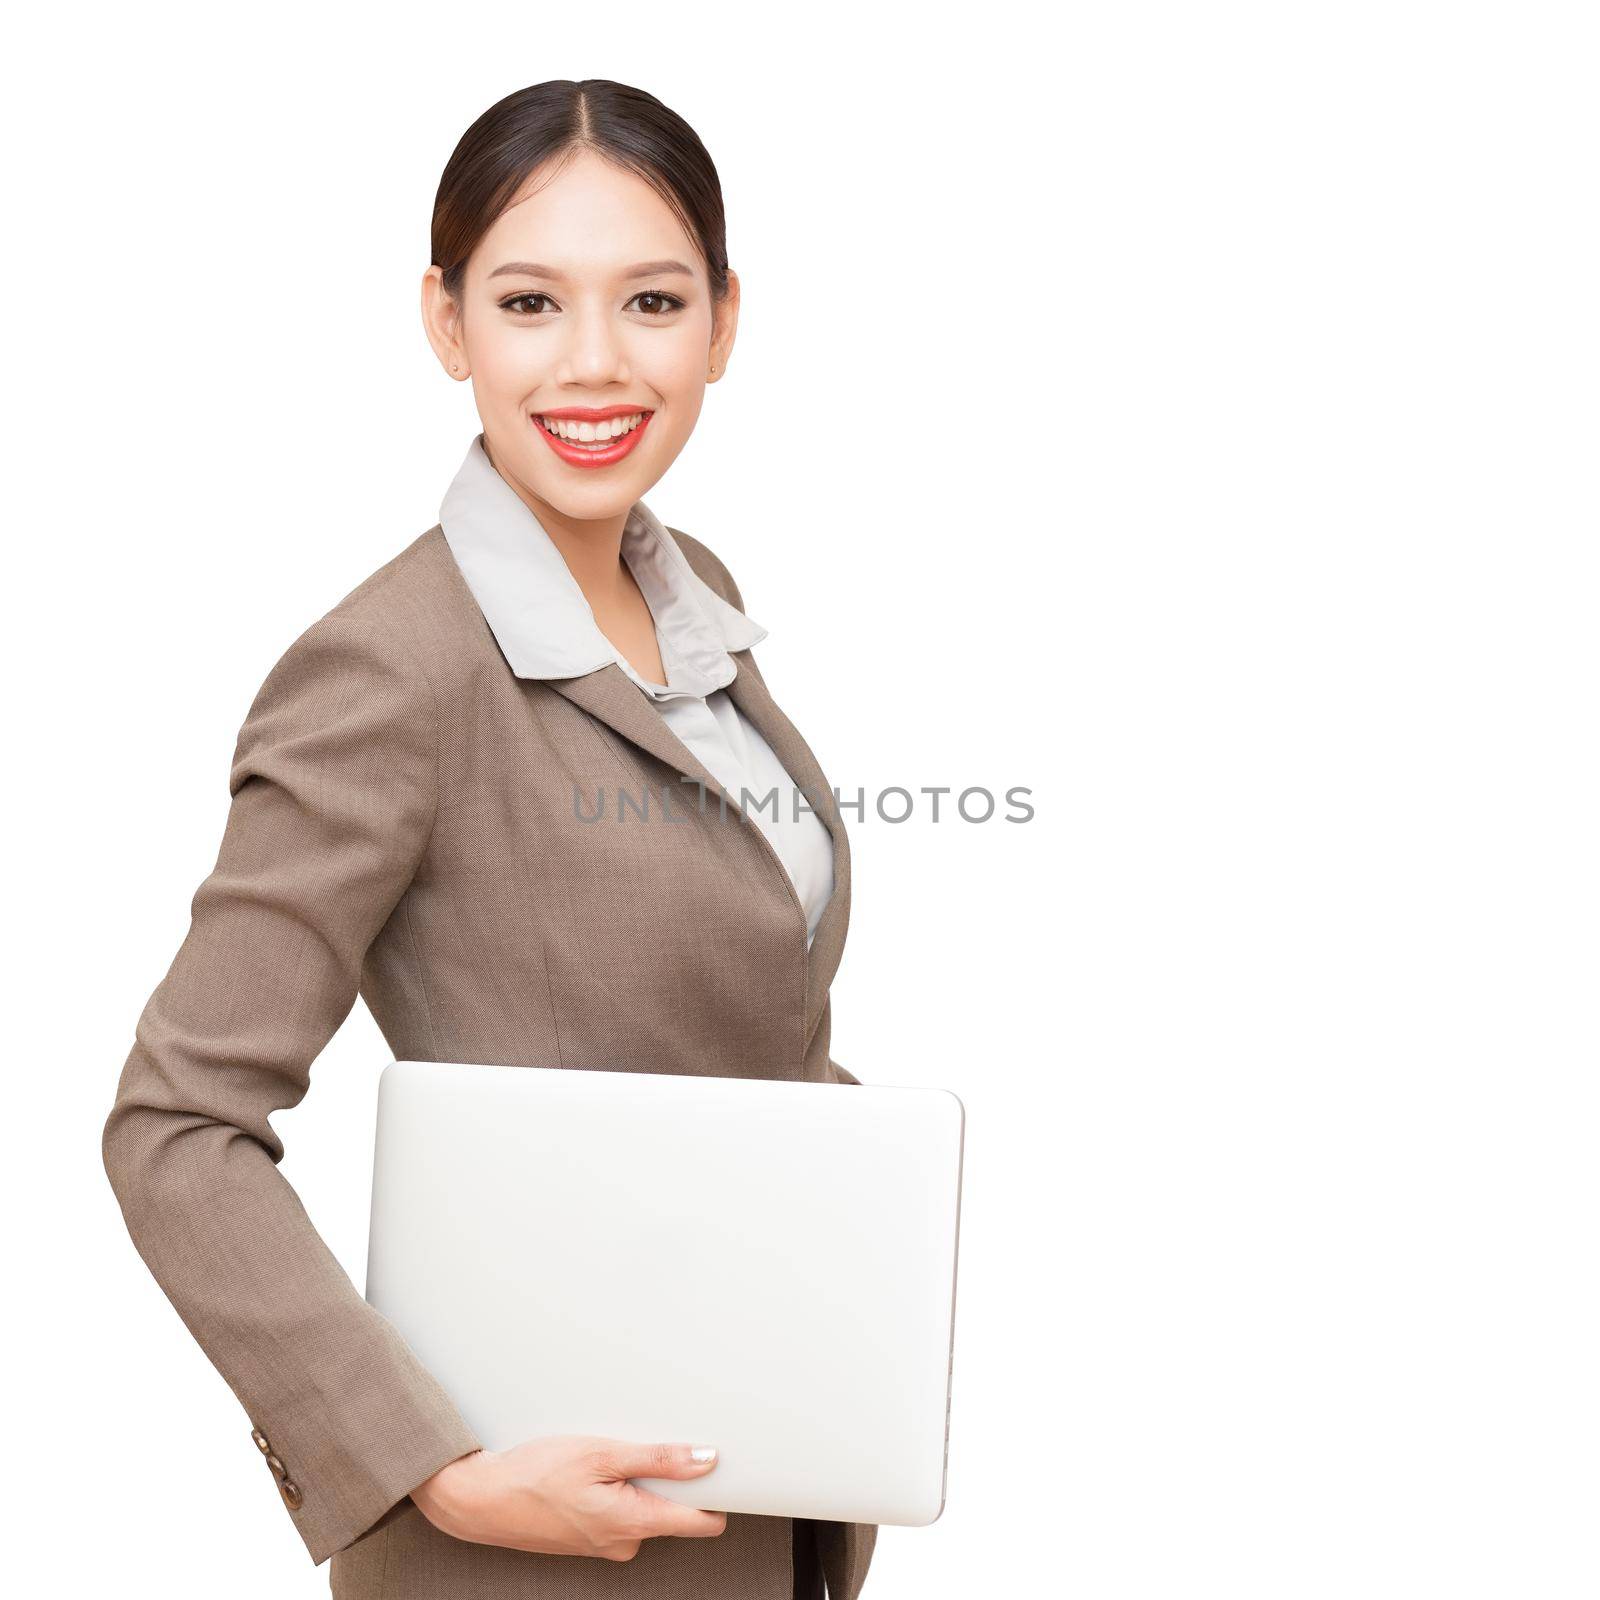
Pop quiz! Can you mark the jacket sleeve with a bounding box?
[828,1059,864,1086]
[101,608,482,1566]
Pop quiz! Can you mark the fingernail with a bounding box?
[691,1445,718,1464]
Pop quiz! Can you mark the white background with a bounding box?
[6,3,1596,1595]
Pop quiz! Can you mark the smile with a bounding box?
[532,408,654,469]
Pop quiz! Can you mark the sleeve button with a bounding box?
[265,1454,286,1478]
[280,1479,304,1510]
[250,1428,272,1454]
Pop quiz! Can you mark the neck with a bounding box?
[485,434,631,607]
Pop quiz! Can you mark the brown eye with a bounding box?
[632,290,686,316]
[502,293,554,315]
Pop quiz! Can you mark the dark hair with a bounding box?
[431,80,730,306]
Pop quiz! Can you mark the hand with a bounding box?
[410,1435,727,1560]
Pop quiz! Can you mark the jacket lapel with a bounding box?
[546,656,851,1052]
[547,662,728,809]
[721,652,851,1045]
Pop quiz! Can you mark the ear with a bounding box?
[421,265,469,380]
[707,267,741,381]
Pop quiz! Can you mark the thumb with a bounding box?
[591,1440,720,1481]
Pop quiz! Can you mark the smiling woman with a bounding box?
[421,99,737,541]
[101,77,875,1600]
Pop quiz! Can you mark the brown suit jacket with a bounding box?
[101,521,878,1600]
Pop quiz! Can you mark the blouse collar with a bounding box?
[439,432,767,703]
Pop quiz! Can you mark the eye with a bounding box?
[630,290,687,316]
[500,292,555,316]
[497,288,687,318]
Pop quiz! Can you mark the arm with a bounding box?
[101,608,482,1566]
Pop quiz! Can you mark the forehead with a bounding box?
[475,149,697,276]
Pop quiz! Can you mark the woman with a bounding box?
[101,80,876,1600]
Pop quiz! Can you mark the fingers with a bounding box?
[620,1477,729,1542]
[636,1501,729,1540]
[589,1440,720,1481]
[576,1439,726,1545]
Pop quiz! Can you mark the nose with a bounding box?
[555,302,631,387]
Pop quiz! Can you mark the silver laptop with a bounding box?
[364,1059,964,1527]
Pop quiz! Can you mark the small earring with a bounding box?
[709,363,717,375]
[451,361,459,373]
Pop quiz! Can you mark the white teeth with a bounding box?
[539,411,645,443]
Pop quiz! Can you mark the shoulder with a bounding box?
[232,525,499,780]
[322,525,474,656]
[666,525,748,613]
[258,526,483,702]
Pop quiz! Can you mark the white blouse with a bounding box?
[438,434,835,947]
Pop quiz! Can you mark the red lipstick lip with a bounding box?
[536,404,653,421]
[532,407,654,469]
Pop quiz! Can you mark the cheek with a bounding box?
[640,326,709,391]
[639,328,712,431]
[470,328,543,397]
[658,382,707,447]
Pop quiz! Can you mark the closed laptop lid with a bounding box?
[365,1060,964,1527]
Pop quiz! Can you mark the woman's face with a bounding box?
[422,147,738,531]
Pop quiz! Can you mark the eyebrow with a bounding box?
[486,259,696,282]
